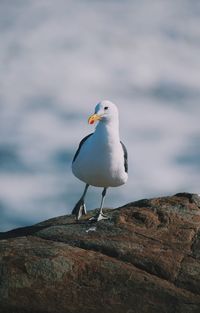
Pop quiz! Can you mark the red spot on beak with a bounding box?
[88,114,101,125]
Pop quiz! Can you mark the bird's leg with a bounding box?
[72,184,89,220]
[89,188,109,222]
[99,187,107,217]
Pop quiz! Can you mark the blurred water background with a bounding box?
[0,0,200,231]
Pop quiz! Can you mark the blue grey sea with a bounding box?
[0,0,200,231]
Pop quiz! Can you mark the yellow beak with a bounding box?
[88,113,101,125]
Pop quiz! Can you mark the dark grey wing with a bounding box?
[72,133,93,163]
[120,141,128,173]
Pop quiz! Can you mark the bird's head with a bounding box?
[88,100,119,125]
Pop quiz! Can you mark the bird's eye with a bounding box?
[104,106,108,110]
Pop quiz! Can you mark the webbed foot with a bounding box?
[89,212,109,222]
[72,199,87,220]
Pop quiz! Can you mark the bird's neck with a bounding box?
[95,120,120,143]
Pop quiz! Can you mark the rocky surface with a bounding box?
[0,192,200,313]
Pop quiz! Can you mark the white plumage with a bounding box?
[72,100,128,221]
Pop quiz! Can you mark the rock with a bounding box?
[0,192,200,313]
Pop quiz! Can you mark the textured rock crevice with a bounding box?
[0,193,200,313]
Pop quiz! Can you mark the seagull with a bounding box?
[71,100,128,221]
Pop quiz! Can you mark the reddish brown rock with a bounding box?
[0,193,200,313]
